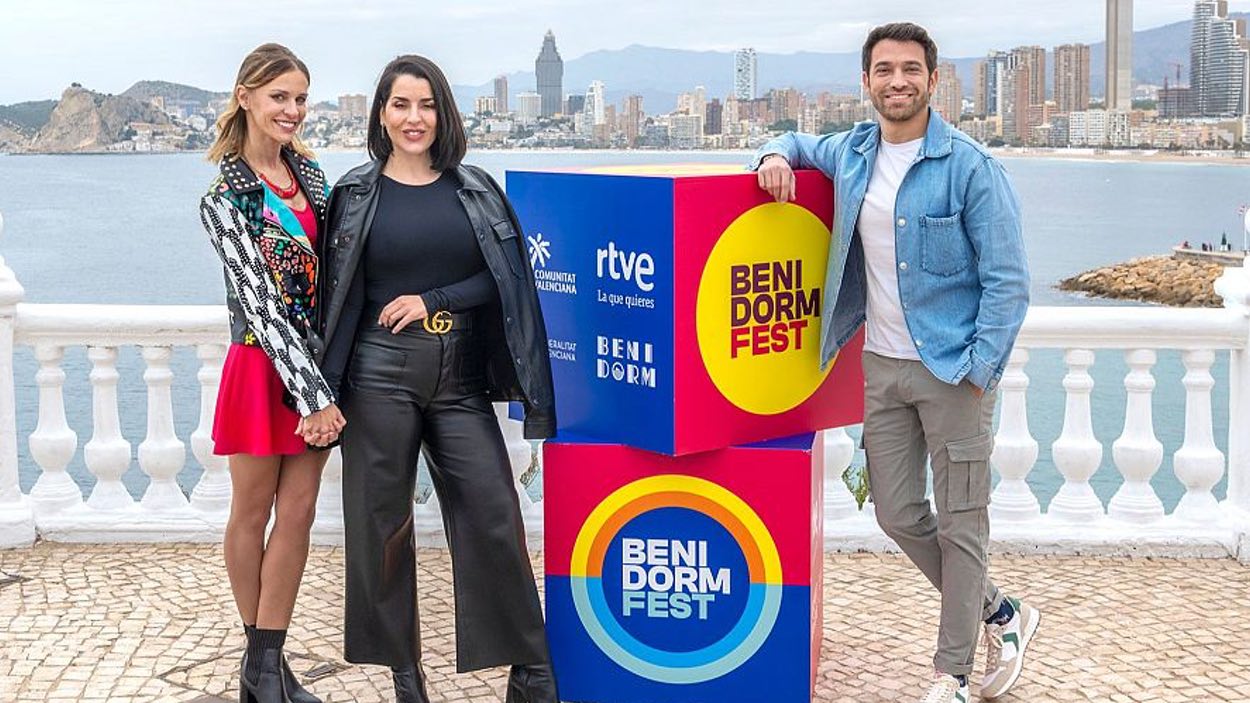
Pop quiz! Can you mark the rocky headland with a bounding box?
[1058,255,1230,307]
[27,85,171,153]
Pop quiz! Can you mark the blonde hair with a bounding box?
[207,43,314,163]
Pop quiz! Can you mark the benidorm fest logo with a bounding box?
[569,475,782,684]
[696,203,832,415]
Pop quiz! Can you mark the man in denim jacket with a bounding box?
[752,22,1036,703]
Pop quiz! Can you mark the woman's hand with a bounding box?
[378,294,428,334]
[297,403,346,446]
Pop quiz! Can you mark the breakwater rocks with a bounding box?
[1058,255,1226,307]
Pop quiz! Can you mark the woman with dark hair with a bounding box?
[319,55,558,703]
[199,42,345,703]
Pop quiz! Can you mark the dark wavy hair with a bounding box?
[367,55,467,170]
[862,22,939,74]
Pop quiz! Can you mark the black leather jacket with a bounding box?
[318,160,556,439]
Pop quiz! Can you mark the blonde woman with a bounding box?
[199,43,344,703]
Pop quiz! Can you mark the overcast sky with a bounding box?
[0,0,1223,104]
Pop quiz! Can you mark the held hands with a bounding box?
[378,294,428,334]
[297,403,346,447]
[756,154,796,203]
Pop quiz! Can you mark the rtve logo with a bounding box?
[596,241,655,292]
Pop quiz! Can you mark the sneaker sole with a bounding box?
[981,607,1040,700]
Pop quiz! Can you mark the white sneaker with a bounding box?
[920,673,969,703]
[980,596,1040,699]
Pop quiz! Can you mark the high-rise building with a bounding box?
[1106,0,1133,111]
[586,81,607,125]
[338,94,368,120]
[565,94,585,115]
[473,95,497,116]
[974,51,1010,117]
[933,62,963,123]
[516,92,542,126]
[1054,44,1091,114]
[734,48,758,100]
[493,75,509,114]
[705,98,723,135]
[1013,46,1047,106]
[692,86,707,122]
[1191,0,1250,117]
[670,113,704,149]
[535,30,564,117]
[623,95,644,144]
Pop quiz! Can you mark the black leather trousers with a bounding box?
[340,321,549,672]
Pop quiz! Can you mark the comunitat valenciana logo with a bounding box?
[696,203,832,415]
[569,475,782,684]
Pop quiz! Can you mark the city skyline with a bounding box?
[0,0,1235,105]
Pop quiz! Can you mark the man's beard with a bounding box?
[872,90,930,123]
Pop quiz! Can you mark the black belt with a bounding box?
[364,306,475,335]
[417,310,473,334]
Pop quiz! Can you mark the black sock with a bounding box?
[985,598,1016,626]
[955,675,968,688]
[245,628,287,680]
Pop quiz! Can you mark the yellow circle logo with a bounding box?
[696,203,832,415]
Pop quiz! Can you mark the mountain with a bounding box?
[122,80,228,106]
[29,85,171,153]
[0,100,57,135]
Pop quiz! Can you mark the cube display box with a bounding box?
[507,165,864,456]
[543,434,824,703]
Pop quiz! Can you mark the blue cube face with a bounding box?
[508,171,676,453]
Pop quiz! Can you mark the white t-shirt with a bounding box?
[856,137,923,360]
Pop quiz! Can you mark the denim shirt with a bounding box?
[750,108,1029,391]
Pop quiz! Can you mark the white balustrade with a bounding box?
[312,448,344,544]
[496,403,544,543]
[83,346,134,512]
[989,348,1040,522]
[0,210,36,548]
[189,343,230,516]
[1,200,1249,559]
[138,346,189,512]
[27,343,82,516]
[1172,350,1225,523]
[821,428,857,522]
[1047,349,1106,523]
[1109,349,1165,523]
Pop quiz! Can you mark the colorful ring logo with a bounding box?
[569,475,783,684]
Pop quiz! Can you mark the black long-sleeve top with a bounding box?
[322,171,497,393]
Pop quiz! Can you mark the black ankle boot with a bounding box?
[239,648,292,703]
[505,663,559,703]
[280,655,322,703]
[391,664,431,703]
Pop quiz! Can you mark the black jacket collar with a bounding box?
[219,147,321,198]
[335,159,491,193]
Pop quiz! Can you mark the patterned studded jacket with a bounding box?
[198,147,334,416]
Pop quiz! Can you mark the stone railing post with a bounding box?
[990,348,1041,522]
[1108,349,1165,523]
[822,427,857,521]
[1171,349,1224,523]
[28,343,83,517]
[1215,266,1250,562]
[189,343,230,518]
[1049,349,1106,522]
[0,211,37,547]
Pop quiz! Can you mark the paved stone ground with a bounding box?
[1,543,1248,702]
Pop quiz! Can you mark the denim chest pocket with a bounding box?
[919,213,973,276]
[492,219,525,278]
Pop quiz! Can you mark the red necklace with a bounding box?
[258,163,300,199]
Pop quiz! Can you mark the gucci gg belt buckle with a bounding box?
[423,310,453,334]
